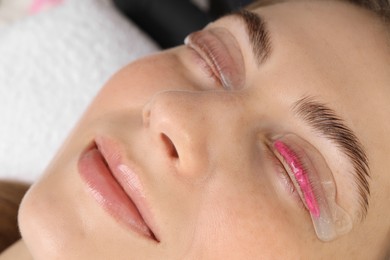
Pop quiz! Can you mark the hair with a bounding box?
[350,0,390,20]
[247,0,390,22]
[0,181,30,253]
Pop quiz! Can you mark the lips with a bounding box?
[78,137,158,242]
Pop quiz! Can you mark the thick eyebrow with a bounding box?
[293,96,371,220]
[225,10,371,218]
[230,10,272,65]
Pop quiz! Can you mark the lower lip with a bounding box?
[78,143,154,240]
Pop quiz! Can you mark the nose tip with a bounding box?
[142,91,209,178]
[143,96,178,160]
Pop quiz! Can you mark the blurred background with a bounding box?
[0,0,254,47]
[112,0,254,48]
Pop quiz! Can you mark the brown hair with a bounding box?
[247,0,390,22]
[350,0,390,20]
[0,181,30,253]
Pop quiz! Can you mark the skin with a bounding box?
[5,0,390,259]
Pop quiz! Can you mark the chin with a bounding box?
[18,161,86,259]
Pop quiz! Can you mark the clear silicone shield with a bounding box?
[271,134,353,242]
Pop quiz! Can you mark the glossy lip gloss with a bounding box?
[78,137,159,242]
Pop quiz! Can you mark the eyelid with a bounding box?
[184,28,246,90]
[184,38,224,88]
[270,134,353,242]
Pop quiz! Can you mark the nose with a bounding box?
[142,90,243,179]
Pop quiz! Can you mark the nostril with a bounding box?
[160,134,178,159]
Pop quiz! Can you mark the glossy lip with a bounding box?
[78,136,159,242]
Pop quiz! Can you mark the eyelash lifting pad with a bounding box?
[272,134,353,242]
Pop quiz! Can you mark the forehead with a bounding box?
[253,0,390,71]
[247,0,390,137]
[245,0,390,205]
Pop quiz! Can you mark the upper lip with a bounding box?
[94,135,160,242]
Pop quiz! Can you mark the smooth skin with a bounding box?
[3,0,389,259]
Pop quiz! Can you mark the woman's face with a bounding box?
[19,1,390,259]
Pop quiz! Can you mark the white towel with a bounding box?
[0,0,159,182]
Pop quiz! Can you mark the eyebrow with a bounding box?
[293,96,371,220]
[231,10,272,65]
[227,9,370,218]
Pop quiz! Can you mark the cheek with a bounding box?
[89,53,193,116]
[185,172,305,259]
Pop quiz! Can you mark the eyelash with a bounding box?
[188,46,225,89]
[197,49,224,87]
[266,144,312,211]
[185,30,240,91]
